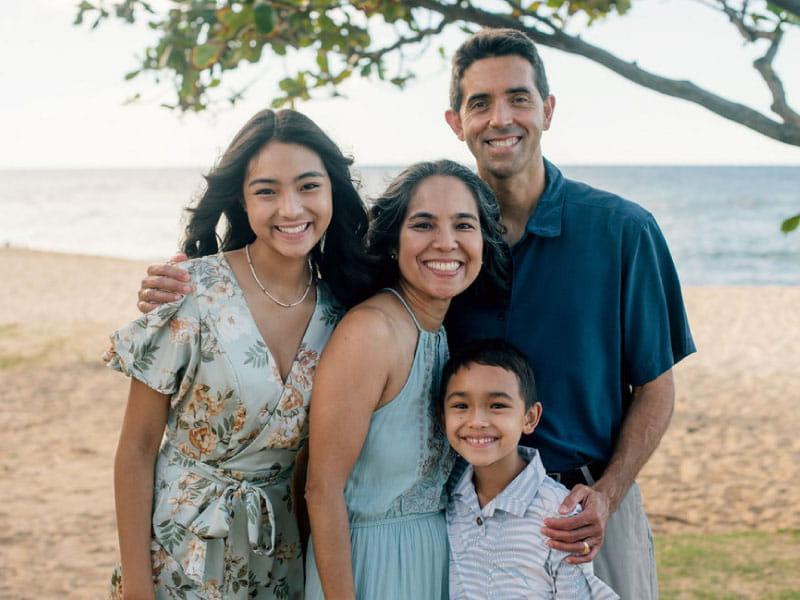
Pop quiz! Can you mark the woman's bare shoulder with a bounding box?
[331,292,404,343]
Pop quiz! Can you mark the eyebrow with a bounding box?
[247,170,326,187]
[466,87,532,104]
[445,391,515,401]
[408,211,479,221]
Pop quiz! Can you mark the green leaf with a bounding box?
[781,213,800,233]
[253,3,275,34]
[192,44,220,69]
[123,69,140,81]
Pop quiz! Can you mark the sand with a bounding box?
[1,247,798,598]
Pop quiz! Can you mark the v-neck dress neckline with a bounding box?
[220,250,320,388]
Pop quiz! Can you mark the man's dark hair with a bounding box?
[449,28,550,112]
[438,339,538,419]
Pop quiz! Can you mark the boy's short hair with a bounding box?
[438,339,538,419]
[449,27,551,112]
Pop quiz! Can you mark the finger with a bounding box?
[138,287,184,305]
[141,274,192,295]
[170,252,189,263]
[543,524,598,546]
[556,484,591,515]
[137,300,157,314]
[543,508,596,531]
[565,544,600,564]
[146,263,191,285]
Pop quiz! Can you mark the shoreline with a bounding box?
[1,248,798,597]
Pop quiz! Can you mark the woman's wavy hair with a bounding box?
[182,108,373,307]
[366,160,509,303]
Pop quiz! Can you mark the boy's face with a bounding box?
[443,363,541,469]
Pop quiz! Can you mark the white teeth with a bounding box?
[488,137,519,147]
[276,223,309,234]
[465,437,496,445]
[425,260,461,272]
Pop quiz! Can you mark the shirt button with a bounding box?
[476,516,484,526]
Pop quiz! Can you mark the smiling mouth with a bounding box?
[275,223,310,234]
[486,137,521,148]
[423,260,463,273]
[461,436,498,448]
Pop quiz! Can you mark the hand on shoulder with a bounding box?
[137,252,193,313]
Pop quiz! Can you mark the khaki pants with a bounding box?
[593,482,658,600]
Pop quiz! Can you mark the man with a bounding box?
[137,27,694,599]
[442,28,695,598]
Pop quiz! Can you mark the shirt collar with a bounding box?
[451,447,547,518]
[524,158,565,238]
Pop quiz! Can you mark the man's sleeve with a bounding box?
[621,215,696,386]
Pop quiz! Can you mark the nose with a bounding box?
[489,99,513,129]
[432,226,458,251]
[277,190,303,218]
[465,406,489,428]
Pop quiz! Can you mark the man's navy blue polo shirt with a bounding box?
[446,159,696,473]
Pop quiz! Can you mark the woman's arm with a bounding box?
[114,378,169,600]
[305,307,393,600]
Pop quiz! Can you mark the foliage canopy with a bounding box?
[76,0,800,230]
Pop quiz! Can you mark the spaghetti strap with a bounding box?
[382,288,423,332]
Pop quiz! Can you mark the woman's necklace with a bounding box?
[245,244,313,308]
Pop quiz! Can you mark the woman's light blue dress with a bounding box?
[305,288,455,600]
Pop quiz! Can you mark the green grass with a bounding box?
[657,529,800,599]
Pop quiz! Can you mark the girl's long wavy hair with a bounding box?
[182,109,373,307]
[365,160,510,304]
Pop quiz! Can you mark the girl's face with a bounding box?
[243,141,333,261]
[396,175,483,301]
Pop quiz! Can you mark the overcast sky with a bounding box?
[2,0,799,169]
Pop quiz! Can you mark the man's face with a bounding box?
[446,55,555,181]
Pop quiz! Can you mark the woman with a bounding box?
[105,109,373,599]
[304,160,509,599]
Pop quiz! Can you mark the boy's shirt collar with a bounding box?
[451,446,547,518]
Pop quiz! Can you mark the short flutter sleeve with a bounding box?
[104,291,201,397]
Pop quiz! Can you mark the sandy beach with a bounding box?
[1,247,798,598]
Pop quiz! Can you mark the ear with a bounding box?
[542,95,556,131]
[521,402,542,435]
[445,109,465,141]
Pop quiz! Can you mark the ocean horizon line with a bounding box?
[1,163,799,172]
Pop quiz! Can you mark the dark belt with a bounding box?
[547,461,606,489]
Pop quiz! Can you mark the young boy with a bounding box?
[440,339,618,599]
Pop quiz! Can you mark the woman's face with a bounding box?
[243,141,333,261]
[396,175,483,301]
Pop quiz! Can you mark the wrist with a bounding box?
[592,477,625,514]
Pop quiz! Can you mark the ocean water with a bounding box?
[1,165,798,285]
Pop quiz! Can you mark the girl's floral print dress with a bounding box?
[104,254,342,599]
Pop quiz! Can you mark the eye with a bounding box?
[410,221,433,231]
[448,402,468,410]
[512,94,532,105]
[254,187,276,197]
[455,221,477,231]
[468,99,488,111]
[490,402,511,410]
[300,181,322,191]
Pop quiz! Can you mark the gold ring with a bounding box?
[581,541,591,555]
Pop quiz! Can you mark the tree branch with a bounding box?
[753,27,800,127]
[407,0,800,145]
[717,0,776,41]
[356,19,447,63]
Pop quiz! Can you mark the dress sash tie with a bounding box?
[159,442,280,583]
